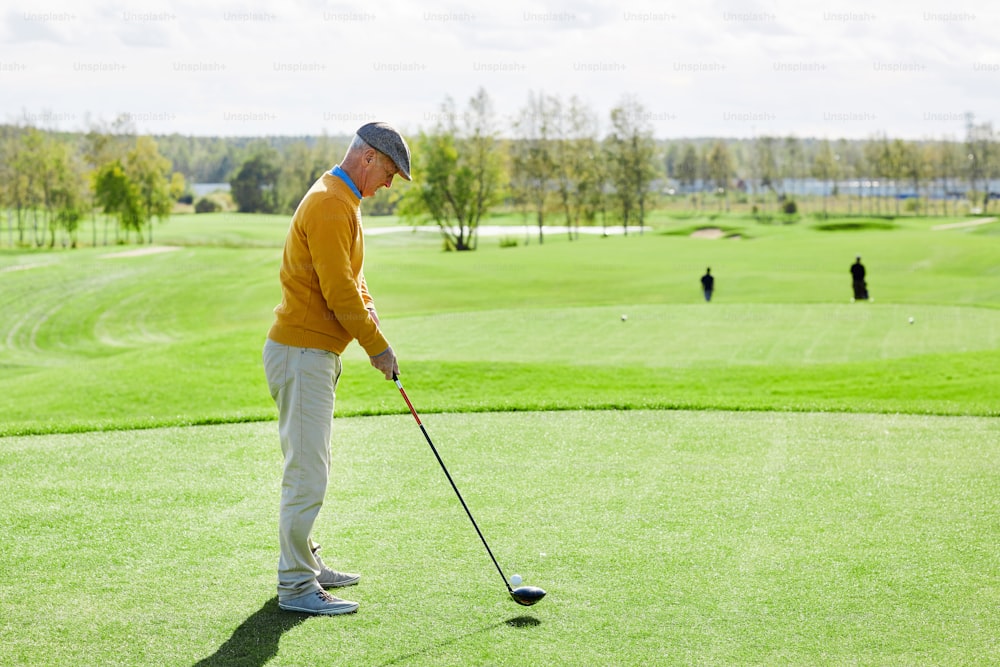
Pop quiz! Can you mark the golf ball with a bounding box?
[908,317,915,324]
[509,574,522,585]
[621,314,628,322]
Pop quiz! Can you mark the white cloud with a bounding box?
[0,0,996,138]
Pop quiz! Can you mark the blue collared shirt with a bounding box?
[329,164,361,199]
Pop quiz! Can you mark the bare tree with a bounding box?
[937,137,964,216]
[863,135,891,216]
[966,116,996,214]
[812,139,839,217]
[783,135,802,211]
[754,136,780,215]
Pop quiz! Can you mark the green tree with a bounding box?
[754,136,781,212]
[892,139,924,215]
[916,143,939,215]
[0,126,21,246]
[81,116,133,245]
[195,196,221,213]
[93,160,142,241]
[0,126,37,245]
[938,137,965,216]
[886,139,909,216]
[126,136,174,243]
[48,139,87,247]
[278,136,345,214]
[783,135,803,210]
[676,143,700,207]
[863,135,891,215]
[605,96,658,232]
[400,88,504,251]
[552,95,601,239]
[230,146,281,213]
[812,139,840,216]
[706,140,733,212]
[511,91,557,243]
[663,142,681,181]
[14,128,47,245]
[837,139,865,216]
[966,118,996,213]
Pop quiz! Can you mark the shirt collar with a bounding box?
[330,164,362,199]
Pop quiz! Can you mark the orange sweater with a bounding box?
[267,172,389,356]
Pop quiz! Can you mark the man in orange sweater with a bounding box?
[262,122,411,615]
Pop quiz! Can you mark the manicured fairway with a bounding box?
[1,212,997,665]
[2,217,999,435]
[1,411,997,666]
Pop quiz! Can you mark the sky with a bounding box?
[0,0,997,140]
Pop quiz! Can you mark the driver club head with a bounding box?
[510,586,547,606]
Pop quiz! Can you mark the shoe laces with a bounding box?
[317,590,339,603]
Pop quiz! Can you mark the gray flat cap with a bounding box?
[357,121,411,181]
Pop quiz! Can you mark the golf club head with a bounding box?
[510,586,546,606]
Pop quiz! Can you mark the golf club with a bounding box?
[392,373,546,607]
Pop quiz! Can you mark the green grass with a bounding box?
[1,217,998,435]
[2,211,999,665]
[154,211,292,247]
[2,411,997,665]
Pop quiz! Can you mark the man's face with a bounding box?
[361,151,398,198]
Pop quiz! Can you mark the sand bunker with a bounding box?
[931,217,996,231]
[100,246,181,258]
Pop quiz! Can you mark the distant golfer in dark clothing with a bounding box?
[701,268,714,302]
[851,256,868,301]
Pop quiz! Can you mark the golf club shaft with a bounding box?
[393,374,512,593]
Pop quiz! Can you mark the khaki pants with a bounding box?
[262,338,342,600]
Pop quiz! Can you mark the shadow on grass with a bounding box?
[378,615,542,666]
[192,596,307,667]
[505,615,541,628]
[814,220,896,231]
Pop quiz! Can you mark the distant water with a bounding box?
[191,183,231,196]
[676,177,1000,198]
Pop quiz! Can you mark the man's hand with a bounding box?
[369,345,398,380]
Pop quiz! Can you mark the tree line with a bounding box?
[399,89,660,249]
[2,94,996,250]
[398,90,997,249]
[670,125,999,219]
[0,116,183,247]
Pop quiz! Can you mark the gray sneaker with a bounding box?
[317,567,361,589]
[311,544,360,589]
[278,589,358,615]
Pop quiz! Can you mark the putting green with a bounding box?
[349,303,1000,366]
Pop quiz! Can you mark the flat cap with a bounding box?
[357,121,411,181]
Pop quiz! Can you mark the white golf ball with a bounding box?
[509,574,522,585]
[908,317,915,324]
[621,314,628,322]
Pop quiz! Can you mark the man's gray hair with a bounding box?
[349,134,371,152]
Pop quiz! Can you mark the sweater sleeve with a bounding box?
[359,272,375,310]
[306,198,388,356]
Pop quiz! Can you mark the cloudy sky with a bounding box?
[1,0,996,139]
